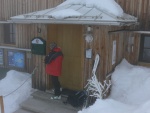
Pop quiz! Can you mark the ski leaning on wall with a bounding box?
[92,54,100,76]
[85,53,111,104]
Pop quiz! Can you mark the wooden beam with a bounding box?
[133,31,150,34]
[0,46,31,51]
[109,29,150,34]
[0,96,4,113]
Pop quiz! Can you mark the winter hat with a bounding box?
[50,42,57,50]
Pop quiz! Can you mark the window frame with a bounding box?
[0,49,4,66]
[139,34,150,63]
[3,23,16,45]
[7,49,26,69]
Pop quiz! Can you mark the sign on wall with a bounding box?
[7,50,25,68]
[0,49,4,65]
[31,37,46,55]
[86,49,92,58]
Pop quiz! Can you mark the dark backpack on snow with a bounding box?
[64,90,87,107]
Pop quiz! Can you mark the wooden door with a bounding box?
[47,24,84,90]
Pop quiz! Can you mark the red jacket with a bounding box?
[46,47,63,76]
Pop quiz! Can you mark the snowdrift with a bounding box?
[79,59,150,113]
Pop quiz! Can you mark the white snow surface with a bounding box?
[58,0,124,17]
[79,59,150,113]
[0,70,35,113]
[51,9,82,19]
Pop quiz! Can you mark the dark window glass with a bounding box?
[4,24,16,44]
[0,49,4,65]
[139,35,150,62]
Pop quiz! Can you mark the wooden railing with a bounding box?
[0,96,4,113]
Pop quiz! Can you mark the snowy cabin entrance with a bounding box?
[47,24,84,90]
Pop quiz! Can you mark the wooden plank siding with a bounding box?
[47,24,84,90]
[0,0,63,90]
[0,96,4,113]
[0,0,63,20]
[0,0,149,91]
[15,24,48,90]
[83,26,140,86]
[116,0,150,30]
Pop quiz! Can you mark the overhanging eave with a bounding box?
[8,19,138,26]
[9,4,138,26]
[0,21,11,23]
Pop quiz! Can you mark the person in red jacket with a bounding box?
[45,42,63,100]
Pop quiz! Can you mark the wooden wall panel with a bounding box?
[83,25,141,86]
[0,96,4,113]
[0,23,48,90]
[19,24,47,90]
[47,0,63,8]
[83,26,125,85]
[47,24,84,90]
[0,0,61,20]
[116,0,150,30]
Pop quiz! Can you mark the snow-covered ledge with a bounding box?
[0,46,31,52]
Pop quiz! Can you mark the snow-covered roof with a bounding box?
[9,1,138,26]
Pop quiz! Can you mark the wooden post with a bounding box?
[0,96,4,113]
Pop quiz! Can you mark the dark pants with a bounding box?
[51,76,61,96]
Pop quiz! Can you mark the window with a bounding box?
[0,49,4,65]
[139,35,150,63]
[7,50,25,69]
[3,24,16,44]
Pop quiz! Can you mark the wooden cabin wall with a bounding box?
[115,0,150,64]
[121,32,141,64]
[0,23,48,90]
[83,25,141,86]
[59,0,149,87]
[83,26,123,85]
[0,0,63,90]
[15,24,48,90]
[0,0,63,20]
[116,0,150,30]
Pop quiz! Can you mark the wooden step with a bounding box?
[20,97,79,113]
[14,90,81,113]
[13,108,33,113]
